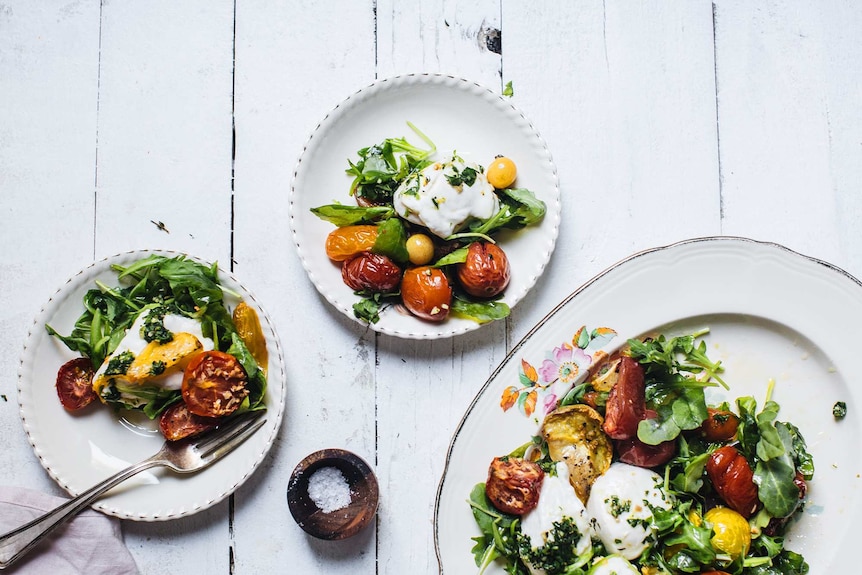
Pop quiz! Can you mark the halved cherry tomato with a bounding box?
[182,350,249,417]
[159,401,219,441]
[55,357,97,411]
[324,225,378,261]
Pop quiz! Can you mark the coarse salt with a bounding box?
[307,466,352,513]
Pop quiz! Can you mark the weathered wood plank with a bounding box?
[231,1,378,573]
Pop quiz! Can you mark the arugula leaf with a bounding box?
[345,123,436,204]
[468,483,522,573]
[310,204,394,226]
[469,188,546,236]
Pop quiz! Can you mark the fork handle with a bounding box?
[0,454,164,570]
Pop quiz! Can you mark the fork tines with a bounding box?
[194,412,267,460]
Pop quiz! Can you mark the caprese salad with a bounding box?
[310,123,546,325]
[47,254,268,441]
[470,330,813,575]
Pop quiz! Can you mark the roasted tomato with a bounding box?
[324,225,379,261]
[159,401,219,441]
[341,252,402,293]
[456,242,511,298]
[701,408,740,442]
[182,350,249,418]
[541,404,613,502]
[55,357,97,411]
[400,266,452,321]
[706,446,759,518]
[616,436,676,468]
[603,356,646,440]
[485,457,544,515]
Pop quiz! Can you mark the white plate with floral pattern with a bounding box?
[17,250,286,521]
[435,236,860,573]
[290,73,561,339]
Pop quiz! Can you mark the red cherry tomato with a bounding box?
[159,401,219,441]
[55,358,97,411]
[181,351,249,418]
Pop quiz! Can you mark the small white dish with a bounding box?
[290,73,561,339]
[435,237,861,573]
[17,250,286,521]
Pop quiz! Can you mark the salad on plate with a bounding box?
[469,328,813,575]
[310,123,547,326]
[46,254,268,441]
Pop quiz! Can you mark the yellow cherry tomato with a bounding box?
[487,156,517,189]
[232,302,268,377]
[704,506,751,560]
[406,233,435,265]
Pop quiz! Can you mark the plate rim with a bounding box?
[16,249,287,521]
[433,234,862,571]
[288,72,562,340]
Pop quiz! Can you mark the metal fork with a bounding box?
[0,413,266,570]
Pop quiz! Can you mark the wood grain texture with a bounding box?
[714,0,861,276]
[2,1,862,573]
[0,0,100,494]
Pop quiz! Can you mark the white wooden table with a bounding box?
[2,2,860,573]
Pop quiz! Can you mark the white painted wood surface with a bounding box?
[1,1,860,573]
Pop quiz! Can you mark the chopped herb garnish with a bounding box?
[105,351,135,376]
[833,401,847,419]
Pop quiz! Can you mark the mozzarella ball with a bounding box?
[586,462,673,560]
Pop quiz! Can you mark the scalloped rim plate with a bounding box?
[17,250,287,521]
[290,73,561,339]
[435,236,861,573]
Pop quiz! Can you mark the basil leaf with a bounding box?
[372,217,409,263]
[450,297,510,324]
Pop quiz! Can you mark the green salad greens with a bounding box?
[312,123,547,325]
[470,331,813,575]
[47,254,267,420]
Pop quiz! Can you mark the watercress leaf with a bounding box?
[638,411,682,445]
[372,217,409,263]
[781,421,815,480]
[754,447,800,517]
[450,297,511,324]
[352,297,382,323]
[310,204,394,226]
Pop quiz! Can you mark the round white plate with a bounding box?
[17,250,286,521]
[290,73,561,339]
[435,237,861,573]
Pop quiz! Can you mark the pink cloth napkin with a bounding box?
[0,486,139,575]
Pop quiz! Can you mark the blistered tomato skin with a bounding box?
[324,225,378,261]
[485,457,544,515]
[706,446,760,518]
[487,156,517,189]
[341,252,402,293]
[704,506,751,560]
[400,266,452,321]
[701,408,740,442]
[456,242,511,298]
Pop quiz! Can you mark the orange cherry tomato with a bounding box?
[324,225,378,261]
[401,266,452,321]
[182,351,249,417]
[232,302,268,377]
